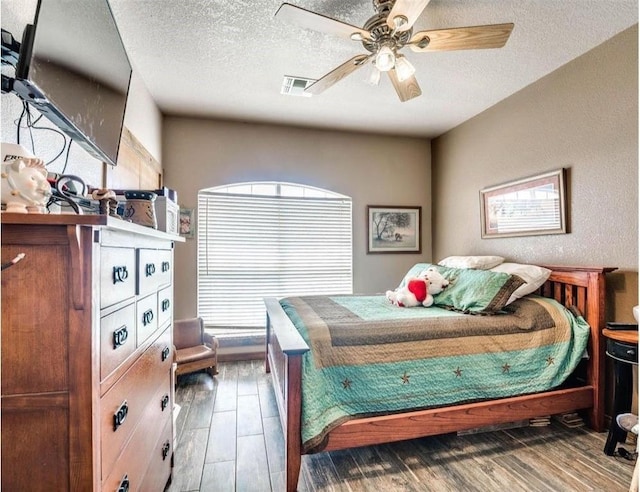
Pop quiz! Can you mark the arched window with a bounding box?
[197,182,353,329]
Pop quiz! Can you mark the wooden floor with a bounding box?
[167,360,635,492]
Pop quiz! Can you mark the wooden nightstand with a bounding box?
[602,324,638,456]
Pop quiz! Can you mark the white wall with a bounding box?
[162,119,432,320]
[123,72,162,162]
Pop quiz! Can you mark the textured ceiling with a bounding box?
[108,0,638,138]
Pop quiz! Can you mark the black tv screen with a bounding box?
[13,0,131,167]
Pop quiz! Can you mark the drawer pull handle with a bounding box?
[160,347,171,362]
[113,325,129,349]
[162,440,171,461]
[117,475,130,492]
[113,401,128,431]
[113,266,129,284]
[161,261,170,273]
[142,309,154,326]
[145,263,156,277]
[161,346,171,362]
[161,298,171,312]
[627,349,636,356]
[161,394,170,411]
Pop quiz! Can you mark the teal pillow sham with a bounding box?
[396,263,431,289]
[433,265,525,314]
[394,263,524,314]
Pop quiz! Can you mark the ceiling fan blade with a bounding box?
[387,0,431,32]
[275,3,369,40]
[387,68,422,102]
[409,23,514,52]
[305,55,371,95]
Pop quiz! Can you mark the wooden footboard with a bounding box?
[265,266,614,492]
[265,298,308,491]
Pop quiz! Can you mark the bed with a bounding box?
[264,265,614,492]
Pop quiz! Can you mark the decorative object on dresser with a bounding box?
[123,190,159,229]
[109,187,179,233]
[155,196,180,235]
[91,188,120,217]
[0,157,51,213]
[480,168,567,238]
[173,317,219,378]
[1,213,183,491]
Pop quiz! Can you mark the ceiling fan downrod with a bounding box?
[372,0,395,15]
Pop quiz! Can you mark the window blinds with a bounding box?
[197,191,353,328]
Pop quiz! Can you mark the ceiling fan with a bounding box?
[275,0,514,102]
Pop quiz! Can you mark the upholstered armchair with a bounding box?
[173,317,219,378]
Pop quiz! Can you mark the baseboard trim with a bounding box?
[218,350,265,362]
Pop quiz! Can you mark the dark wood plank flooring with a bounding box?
[167,361,635,492]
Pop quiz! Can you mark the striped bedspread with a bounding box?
[279,295,590,453]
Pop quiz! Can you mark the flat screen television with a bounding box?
[12,0,131,167]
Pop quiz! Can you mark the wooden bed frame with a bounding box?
[265,266,615,492]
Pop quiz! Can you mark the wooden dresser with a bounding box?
[1,214,183,491]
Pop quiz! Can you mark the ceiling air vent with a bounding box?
[281,76,315,97]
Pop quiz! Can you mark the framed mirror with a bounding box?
[480,169,567,238]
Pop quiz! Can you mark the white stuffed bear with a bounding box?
[386,267,449,307]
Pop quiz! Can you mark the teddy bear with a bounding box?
[386,267,449,307]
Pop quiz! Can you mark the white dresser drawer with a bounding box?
[157,285,173,329]
[137,248,172,297]
[100,247,136,308]
[100,302,136,381]
[141,417,173,491]
[100,328,172,480]
[136,292,159,347]
[102,405,172,492]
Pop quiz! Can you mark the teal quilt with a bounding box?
[279,295,590,452]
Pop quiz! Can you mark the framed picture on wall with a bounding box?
[367,206,421,254]
[480,168,567,238]
[179,208,196,238]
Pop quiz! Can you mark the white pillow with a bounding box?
[490,262,552,304]
[437,255,504,270]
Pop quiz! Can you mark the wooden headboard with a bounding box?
[541,265,616,431]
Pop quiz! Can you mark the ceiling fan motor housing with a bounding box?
[361,11,412,54]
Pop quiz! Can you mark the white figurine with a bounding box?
[1,157,52,213]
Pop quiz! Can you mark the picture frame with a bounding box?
[179,208,196,238]
[367,206,421,254]
[480,168,567,239]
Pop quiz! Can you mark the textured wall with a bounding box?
[432,25,638,322]
[162,119,431,320]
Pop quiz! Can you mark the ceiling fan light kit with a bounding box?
[364,63,381,86]
[275,0,514,102]
[375,44,395,72]
[394,54,415,82]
